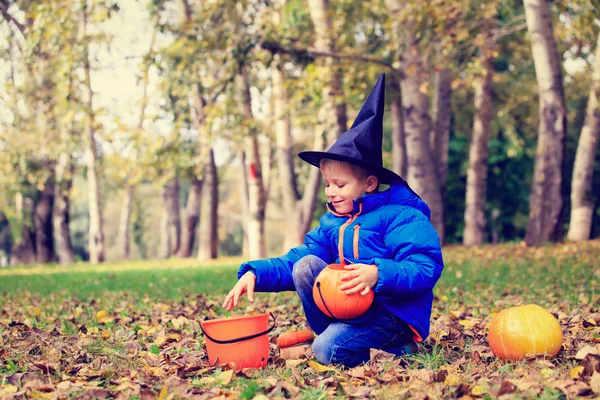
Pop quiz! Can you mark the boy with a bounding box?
[222,74,444,368]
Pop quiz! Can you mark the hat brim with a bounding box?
[298,151,405,185]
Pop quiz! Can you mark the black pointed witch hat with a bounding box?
[298,73,404,185]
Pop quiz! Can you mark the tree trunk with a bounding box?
[523,0,567,246]
[307,0,347,143]
[34,175,56,264]
[239,150,250,256]
[117,19,156,260]
[401,33,445,242]
[390,73,407,178]
[273,61,302,249]
[431,68,452,195]
[198,149,218,260]
[463,57,495,245]
[54,145,75,265]
[384,0,444,243]
[82,0,104,263]
[158,209,171,259]
[11,194,36,266]
[178,177,202,257]
[180,0,213,257]
[567,34,600,242]
[161,176,181,257]
[117,185,134,259]
[237,65,267,259]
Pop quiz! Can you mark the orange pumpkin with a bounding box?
[312,263,374,319]
[277,329,314,360]
[488,304,563,361]
[277,329,315,348]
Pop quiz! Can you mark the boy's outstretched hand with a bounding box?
[222,271,256,311]
[340,264,378,295]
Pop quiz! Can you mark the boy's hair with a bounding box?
[319,158,380,192]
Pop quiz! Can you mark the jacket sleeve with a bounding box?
[370,214,444,297]
[238,220,335,292]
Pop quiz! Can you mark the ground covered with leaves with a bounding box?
[1,241,600,399]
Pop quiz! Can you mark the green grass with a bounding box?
[0,259,239,301]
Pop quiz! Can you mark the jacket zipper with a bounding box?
[353,225,360,259]
[337,204,362,264]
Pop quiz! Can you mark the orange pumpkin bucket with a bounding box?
[200,312,276,370]
[313,263,374,319]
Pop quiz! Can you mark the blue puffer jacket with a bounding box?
[238,181,444,340]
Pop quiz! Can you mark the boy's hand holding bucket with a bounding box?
[222,271,256,311]
[339,263,378,295]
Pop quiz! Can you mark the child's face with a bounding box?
[321,163,376,214]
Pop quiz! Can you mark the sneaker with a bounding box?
[382,339,420,357]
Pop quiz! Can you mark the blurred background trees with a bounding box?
[0,0,598,265]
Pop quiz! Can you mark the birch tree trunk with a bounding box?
[53,47,77,265]
[117,21,156,259]
[270,2,323,250]
[178,177,202,257]
[117,185,134,259]
[158,209,171,259]
[307,0,347,143]
[239,150,250,256]
[54,138,75,265]
[390,73,407,178]
[237,65,267,259]
[463,57,495,245]
[401,34,444,241]
[431,68,452,194]
[11,194,36,266]
[198,149,218,260]
[567,33,600,242]
[273,60,302,249]
[273,65,323,249]
[385,0,444,243]
[82,0,104,263]
[523,0,567,246]
[161,176,181,257]
[179,0,215,258]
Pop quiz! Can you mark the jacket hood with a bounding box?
[327,181,431,219]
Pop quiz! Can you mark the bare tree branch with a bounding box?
[0,3,26,37]
[260,40,403,78]
[493,22,528,41]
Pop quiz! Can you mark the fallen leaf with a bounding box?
[308,359,337,372]
[576,345,600,359]
[0,385,18,395]
[497,380,516,396]
[459,319,477,329]
[471,384,486,396]
[443,373,461,387]
[591,372,600,394]
[285,359,306,368]
[215,369,234,385]
[540,368,555,379]
[259,378,277,387]
[570,366,584,379]
[170,316,189,330]
[96,310,111,324]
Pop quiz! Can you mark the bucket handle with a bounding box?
[200,312,276,344]
[316,281,338,319]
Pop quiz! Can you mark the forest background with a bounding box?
[0,0,599,266]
